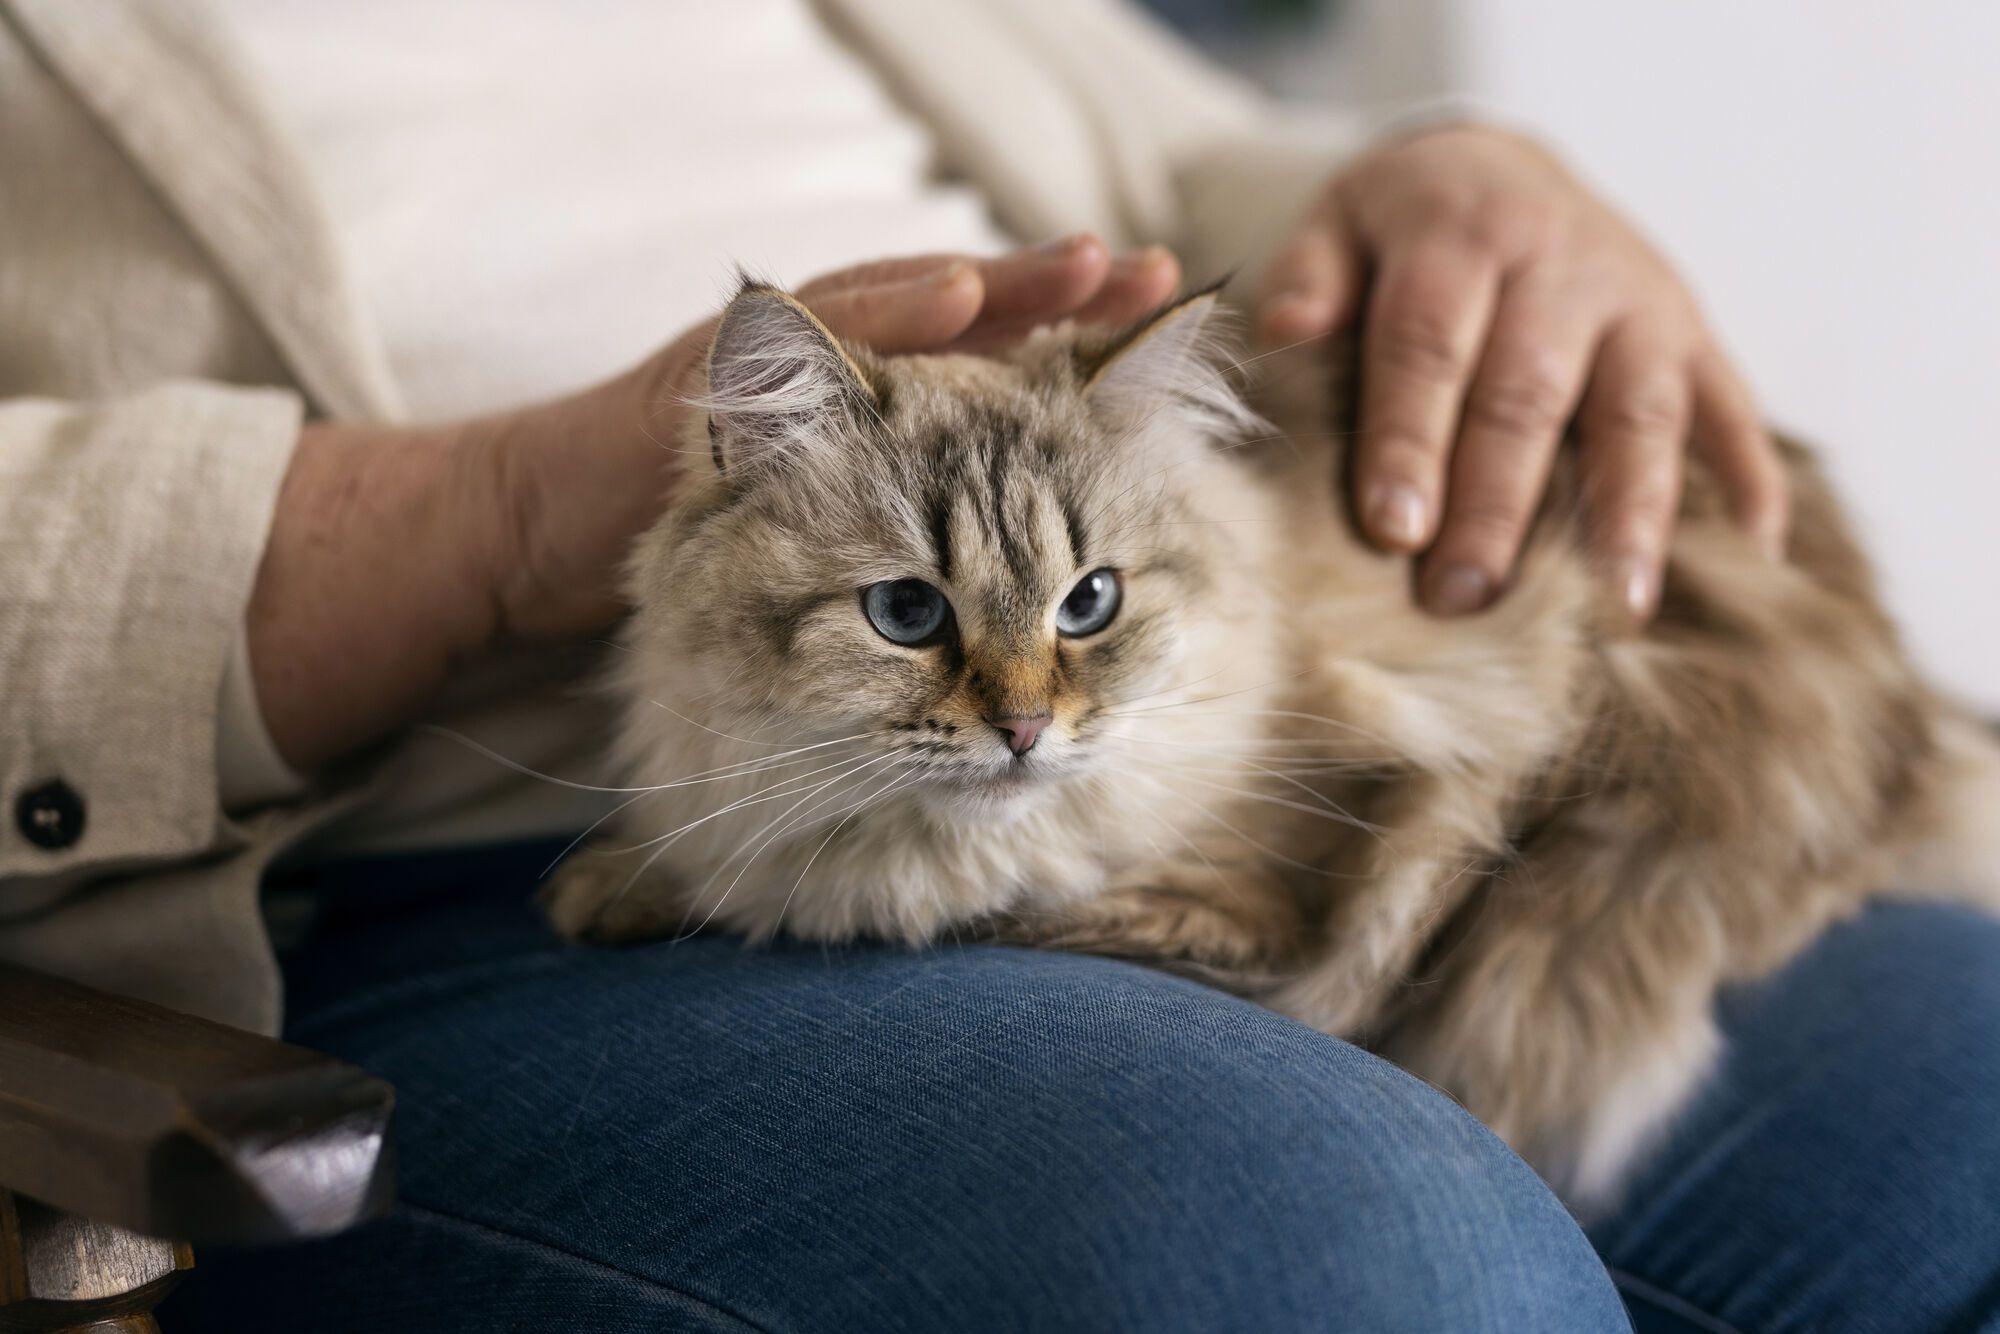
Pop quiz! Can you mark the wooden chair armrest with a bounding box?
[0,962,394,1247]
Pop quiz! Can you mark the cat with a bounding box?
[543,278,2000,1211]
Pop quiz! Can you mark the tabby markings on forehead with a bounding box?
[928,489,955,585]
[1061,496,1089,569]
[985,442,1040,587]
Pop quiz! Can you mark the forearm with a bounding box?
[245,418,504,772]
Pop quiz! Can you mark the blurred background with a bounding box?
[1146,0,2000,711]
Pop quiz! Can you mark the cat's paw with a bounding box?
[1000,866,1297,977]
[539,846,689,945]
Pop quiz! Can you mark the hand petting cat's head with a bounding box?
[613,279,1269,824]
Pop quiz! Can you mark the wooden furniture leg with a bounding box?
[0,1192,190,1333]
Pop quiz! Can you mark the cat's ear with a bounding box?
[701,281,880,477]
[1078,285,1260,439]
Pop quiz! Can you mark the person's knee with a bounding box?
[926,949,1629,1332]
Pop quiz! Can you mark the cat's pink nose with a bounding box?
[989,714,1052,757]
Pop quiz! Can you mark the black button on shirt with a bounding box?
[16,780,85,850]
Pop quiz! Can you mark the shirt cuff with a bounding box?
[1,381,303,883]
[216,625,309,812]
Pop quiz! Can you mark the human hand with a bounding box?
[483,236,1182,643]
[1255,123,1787,618]
[249,238,1180,769]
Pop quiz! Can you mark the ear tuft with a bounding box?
[697,281,879,477]
[1078,284,1262,441]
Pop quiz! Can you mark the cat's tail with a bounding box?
[1895,709,2000,910]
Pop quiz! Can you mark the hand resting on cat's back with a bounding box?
[542,279,2000,1212]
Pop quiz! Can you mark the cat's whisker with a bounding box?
[770,765,926,939]
[542,788,656,878]
[1113,742,1389,832]
[677,748,919,940]
[1168,770,1386,837]
[1104,747,1397,780]
[1106,732,1402,761]
[645,700,879,750]
[1106,704,1404,757]
[1120,736,1400,820]
[632,733,899,791]
[1099,735,1405,772]
[419,725,658,794]
[1105,751,1399,774]
[423,722,887,794]
[600,744,887,856]
[1094,667,1322,722]
[1093,664,1245,714]
[1112,766,1367,879]
[612,749,902,940]
[698,753,924,933]
[680,747,902,874]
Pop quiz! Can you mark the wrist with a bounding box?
[248,418,501,770]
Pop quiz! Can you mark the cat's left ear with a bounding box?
[1078,285,1260,439]
[702,281,881,478]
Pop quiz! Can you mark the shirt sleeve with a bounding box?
[0,381,302,894]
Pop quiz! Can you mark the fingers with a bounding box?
[809,263,986,354]
[1691,347,1789,558]
[1355,242,1503,554]
[1256,209,1361,346]
[800,235,1183,356]
[954,248,1180,351]
[797,239,1102,305]
[1415,277,1602,613]
[1572,323,1692,619]
[796,254,965,297]
[970,234,1113,325]
[1072,246,1182,326]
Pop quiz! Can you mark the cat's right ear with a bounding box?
[700,282,880,477]
[1077,284,1262,442]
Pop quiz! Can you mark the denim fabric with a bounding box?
[163,843,2000,1333]
[1589,900,2000,1334]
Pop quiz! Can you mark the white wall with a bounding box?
[1242,2,2000,709]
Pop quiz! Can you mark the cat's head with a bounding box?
[620,279,1270,820]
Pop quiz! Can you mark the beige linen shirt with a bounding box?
[0,0,1359,1032]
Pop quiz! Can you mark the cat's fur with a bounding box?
[546,280,2000,1210]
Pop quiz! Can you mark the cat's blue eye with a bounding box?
[1056,568,1121,637]
[863,579,951,645]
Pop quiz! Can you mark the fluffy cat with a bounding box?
[544,279,2000,1210]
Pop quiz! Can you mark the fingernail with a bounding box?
[1036,233,1089,257]
[925,261,971,288]
[1365,482,1429,549]
[1613,554,1658,620]
[1754,523,1786,562]
[1427,564,1494,616]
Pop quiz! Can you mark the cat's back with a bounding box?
[1241,338,1953,928]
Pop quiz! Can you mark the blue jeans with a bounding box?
[164,842,2000,1332]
